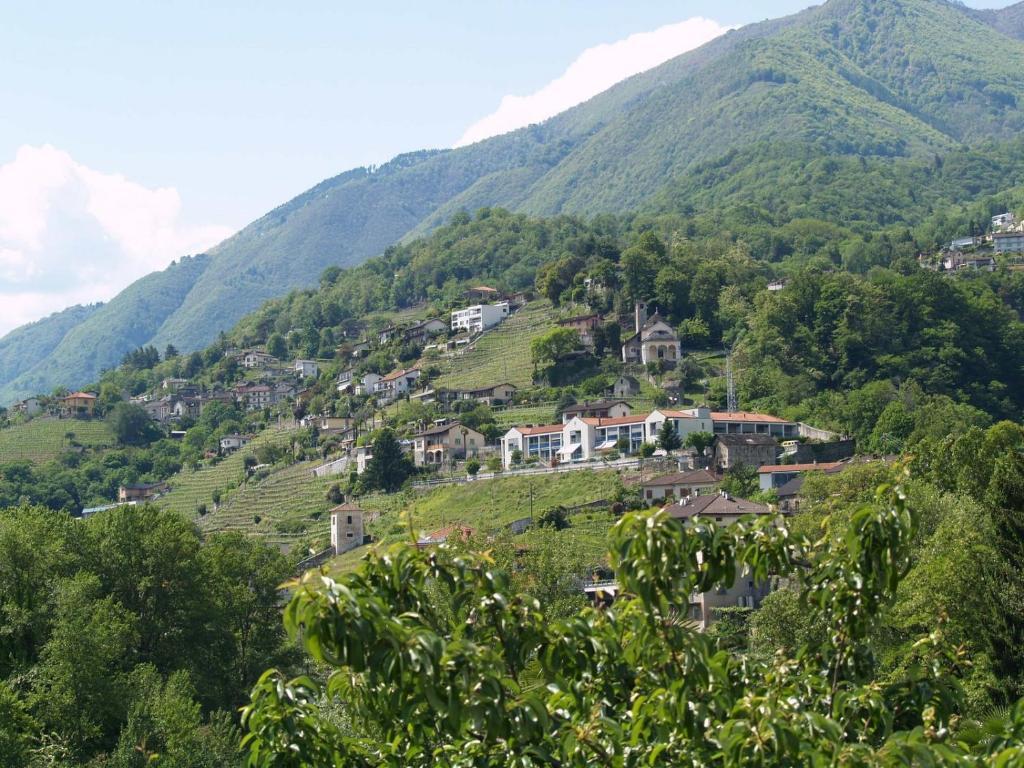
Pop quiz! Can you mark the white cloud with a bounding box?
[0,144,235,336]
[455,17,731,147]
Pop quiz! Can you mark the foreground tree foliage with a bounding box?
[0,505,292,767]
[242,471,1024,766]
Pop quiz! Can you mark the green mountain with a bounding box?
[4,0,1024,405]
[0,304,102,394]
[968,1,1024,39]
[0,255,211,403]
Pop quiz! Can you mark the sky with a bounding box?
[0,0,1004,336]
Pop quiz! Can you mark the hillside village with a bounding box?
[917,210,1024,272]
[0,266,874,618]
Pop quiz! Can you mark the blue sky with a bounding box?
[0,0,1004,334]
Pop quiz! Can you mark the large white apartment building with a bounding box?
[501,407,801,469]
[451,301,510,334]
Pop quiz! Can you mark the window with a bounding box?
[646,490,652,499]
[347,516,353,525]
[346,532,354,538]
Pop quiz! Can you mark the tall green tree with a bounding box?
[360,429,413,493]
[107,402,160,447]
[243,478,1024,766]
[657,420,682,454]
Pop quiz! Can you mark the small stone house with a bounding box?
[330,502,365,555]
[640,469,718,503]
[714,434,779,471]
[611,375,640,398]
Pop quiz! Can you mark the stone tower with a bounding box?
[634,301,649,334]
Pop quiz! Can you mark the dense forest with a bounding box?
[0,505,290,766]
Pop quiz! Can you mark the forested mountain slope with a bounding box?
[968,1,1024,40]
[0,255,211,404]
[0,304,101,392]
[4,0,1024,404]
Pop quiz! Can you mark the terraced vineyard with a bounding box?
[438,301,553,390]
[157,427,296,516]
[198,459,337,542]
[0,418,114,463]
[361,469,624,542]
[328,471,625,575]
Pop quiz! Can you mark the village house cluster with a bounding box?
[921,211,1024,273]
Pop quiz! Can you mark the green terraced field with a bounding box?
[157,427,297,516]
[0,418,114,463]
[437,301,553,391]
[326,473,625,576]
[197,459,337,542]
[360,469,624,543]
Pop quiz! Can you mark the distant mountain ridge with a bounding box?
[967,1,1024,39]
[3,0,1024,405]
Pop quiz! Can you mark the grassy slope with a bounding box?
[197,459,336,542]
[0,419,114,463]
[359,470,624,542]
[434,302,553,391]
[157,426,296,517]
[328,472,627,574]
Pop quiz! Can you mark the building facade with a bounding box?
[714,434,780,471]
[412,422,486,467]
[451,302,510,333]
[330,503,365,555]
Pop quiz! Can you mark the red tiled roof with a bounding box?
[513,424,563,435]
[710,411,790,424]
[584,414,648,427]
[663,494,771,518]
[757,462,844,474]
[330,502,365,514]
[65,392,97,400]
[382,367,419,382]
[643,470,719,487]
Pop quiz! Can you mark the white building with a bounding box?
[330,503,364,555]
[13,397,41,416]
[241,350,277,369]
[294,359,319,378]
[501,407,782,469]
[501,424,563,467]
[355,373,382,396]
[220,434,252,453]
[711,411,799,438]
[374,368,421,404]
[993,212,1017,232]
[355,445,373,474]
[451,302,510,334]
